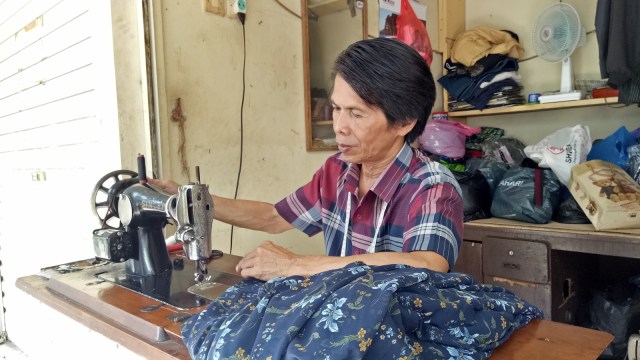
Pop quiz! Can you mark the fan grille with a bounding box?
[532,3,581,63]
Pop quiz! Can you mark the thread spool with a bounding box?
[432,112,448,121]
[528,93,541,104]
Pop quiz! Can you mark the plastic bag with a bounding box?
[552,195,590,224]
[466,126,505,150]
[482,137,527,168]
[587,126,636,169]
[465,157,509,196]
[419,119,480,159]
[452,170,493,222]
[490,160,562,224]
[588,277,640,359]
[396,0,433,66]
[628,144,640,184]
[524,125,592,186]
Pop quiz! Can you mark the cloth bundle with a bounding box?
[181,262,543,359]
[439,27,526,111]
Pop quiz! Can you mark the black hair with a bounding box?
[333,37,436,144]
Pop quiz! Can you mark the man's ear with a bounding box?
[396,119,417,137]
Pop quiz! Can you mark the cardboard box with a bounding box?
[569,160,640,230]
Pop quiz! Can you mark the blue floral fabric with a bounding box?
[181,262,543,360]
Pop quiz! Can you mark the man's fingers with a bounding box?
[236,255,254,272]
[235,240,295,280]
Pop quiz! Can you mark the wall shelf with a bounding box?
[308,0,348,16]
[311,139,337,151]
[448,97,619,118]
[312,120,333,125]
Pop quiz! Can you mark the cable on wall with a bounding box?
[275,0,300,18]
[229,16,246,255]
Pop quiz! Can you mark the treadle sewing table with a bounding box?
[16,252,612,360]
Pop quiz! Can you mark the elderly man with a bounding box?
[150,37,463,281]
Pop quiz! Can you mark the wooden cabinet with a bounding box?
[482,237,553,318]
[461,219,640,324]
[483,237,549,283]
[454,240,482,282]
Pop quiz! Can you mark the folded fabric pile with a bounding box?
[181,262,543,360]
[439,27,526,111]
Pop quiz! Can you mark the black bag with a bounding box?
[452,170,493,222]
[552,194,591,224]
[588,276,640,359]
[490,160,562,224]
[465,157,509,196]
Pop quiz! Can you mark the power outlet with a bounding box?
[232,0,246,14]
[203,0,225,16]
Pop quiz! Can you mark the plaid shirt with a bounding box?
[275,143,464,270]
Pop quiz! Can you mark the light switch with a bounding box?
[203,0,225,16]
[31,171,47,181]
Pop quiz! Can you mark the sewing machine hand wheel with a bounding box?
[91,170,138,229]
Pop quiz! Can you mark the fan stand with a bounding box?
[539,57,584,104]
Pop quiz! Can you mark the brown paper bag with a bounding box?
[569,160,640,230]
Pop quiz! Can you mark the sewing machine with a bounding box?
[82,155,232,309]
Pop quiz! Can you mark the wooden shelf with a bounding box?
[311,139,337,151]
[312,120,333,125]
[448,97,619,118]
[308,0,348,16]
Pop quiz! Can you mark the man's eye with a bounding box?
[351,111,363,118]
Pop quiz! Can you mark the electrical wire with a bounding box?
[229,17,246,255]
[275,0,300,18]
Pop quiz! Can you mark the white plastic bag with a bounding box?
[524,125,592,186]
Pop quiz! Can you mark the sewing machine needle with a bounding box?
[195,259,208,283]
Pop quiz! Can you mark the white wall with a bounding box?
[0,0,149,355]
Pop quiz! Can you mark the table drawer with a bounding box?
[484,276,551,319]
[454,240,483,282]
[483,237,549,284]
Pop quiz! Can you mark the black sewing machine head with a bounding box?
[90,155,214,280]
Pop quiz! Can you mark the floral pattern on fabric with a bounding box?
[181,263,542,360]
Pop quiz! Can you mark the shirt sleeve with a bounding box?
[403,182,464,272]
[275,166,325,237]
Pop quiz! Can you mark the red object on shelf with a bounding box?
[592,87,619,98]
[466,149,484,158]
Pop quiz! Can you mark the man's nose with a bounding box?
[333,111,348,135]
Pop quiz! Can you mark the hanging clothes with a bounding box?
[595,0,640,105]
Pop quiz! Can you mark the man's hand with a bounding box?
[235,242,449,282]
[235,241,300,281]
[147,178,181,195]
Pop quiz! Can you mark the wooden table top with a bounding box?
[16,253,613,359]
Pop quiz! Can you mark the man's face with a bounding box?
[331,75,413,165]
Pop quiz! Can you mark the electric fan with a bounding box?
[531,3,586,103]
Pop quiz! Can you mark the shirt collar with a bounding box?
[342,143,412,202]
